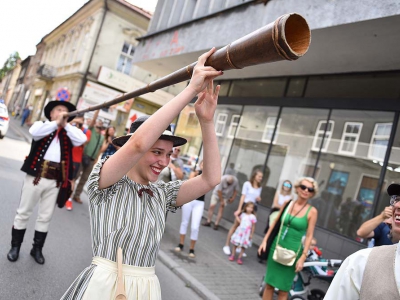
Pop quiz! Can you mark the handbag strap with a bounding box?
[276,201,292,242]
[276,201,304,256]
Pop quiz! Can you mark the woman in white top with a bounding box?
[263,180,293,235]
[223,170,262,255]
[273,180,292,209]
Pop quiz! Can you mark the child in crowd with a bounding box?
[229,202,257,265]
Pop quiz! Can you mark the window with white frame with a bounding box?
[368,123,392,160]
[312,120,334,151]
[116,42,135,75]
[262,117,281,143]
[215,113,228,136]
[227,114,240,138]
[339,122,363,155]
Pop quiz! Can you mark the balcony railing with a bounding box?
[37,64,57,80]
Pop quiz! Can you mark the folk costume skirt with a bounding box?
[79,257,161,300]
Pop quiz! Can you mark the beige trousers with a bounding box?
[82,257,161,300]
[14,174,58,232]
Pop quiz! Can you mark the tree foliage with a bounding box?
[0,52,21,81]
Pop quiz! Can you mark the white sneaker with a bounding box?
[235,248,247,257]
[223,245,231,255]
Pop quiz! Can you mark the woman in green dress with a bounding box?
[258,177,318,300]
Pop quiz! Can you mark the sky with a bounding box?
[0,0,158,65]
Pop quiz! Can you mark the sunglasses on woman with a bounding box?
[283,182,292,188]
[299,184,315,193]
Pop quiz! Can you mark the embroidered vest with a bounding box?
[21,128,73,184]
[360,244,400,299]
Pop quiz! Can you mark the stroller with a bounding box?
[259,248,342,299]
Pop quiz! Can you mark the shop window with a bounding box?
[116,42,135,75]
[262,117,281,143]
[369,123,392,161]
[313,109,394,242]
[339,122,363,155]
[213,105,243,178]
[215,113,228,136]
[312,120,334,152]
[227,115,240,138]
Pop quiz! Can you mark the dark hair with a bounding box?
[250,170,262,188]
[242,202,256,215]
[105,126,115,142]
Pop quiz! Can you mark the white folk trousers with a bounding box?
[13,174,58,232]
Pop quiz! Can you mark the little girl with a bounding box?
[229,202,257,264]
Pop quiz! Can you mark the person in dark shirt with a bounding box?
[356,205,393,246]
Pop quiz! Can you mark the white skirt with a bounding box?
[82,257,161,300]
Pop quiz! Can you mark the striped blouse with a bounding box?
[61,158,182,299]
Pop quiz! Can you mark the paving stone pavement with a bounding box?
[161,209,268,300]
[161,209,331,300]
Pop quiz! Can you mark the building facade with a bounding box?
[132,0,400,258]
[27,0,182,134]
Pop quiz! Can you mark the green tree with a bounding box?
[0,52,21,81]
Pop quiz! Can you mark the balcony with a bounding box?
[37,64,57,81]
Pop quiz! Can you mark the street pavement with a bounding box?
[0,117,330,299]
[0,121,200,300]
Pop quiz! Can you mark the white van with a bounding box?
[0,99,9,139]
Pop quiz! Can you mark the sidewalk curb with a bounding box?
[158,250,220,300]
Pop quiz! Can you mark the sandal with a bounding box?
[213,224,219,230]
[229,255,235,261]
[202,221,211,227]
[237,258,243,265]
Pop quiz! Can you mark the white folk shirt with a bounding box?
[324,242,400,299]
[29,121,87,163]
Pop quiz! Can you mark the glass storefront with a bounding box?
[174,72,400,246]
[181,106,400,242]
[312,110,394,242]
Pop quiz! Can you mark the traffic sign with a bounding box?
[56,88,71,101]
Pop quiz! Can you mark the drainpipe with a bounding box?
[76,0,108,103]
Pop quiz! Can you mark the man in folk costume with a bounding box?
[7,100,87,264]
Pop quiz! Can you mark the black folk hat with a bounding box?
[44,100,77,122]
[387,183,400,196]
[112,115,187,147]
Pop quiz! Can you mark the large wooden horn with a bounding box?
[67,13,310,117]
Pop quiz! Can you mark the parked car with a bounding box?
[0,99,9,139]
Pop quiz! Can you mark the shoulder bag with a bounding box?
[272,201,302,266]
[258,200,292,261]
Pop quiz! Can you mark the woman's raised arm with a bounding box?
[98,49,222,189]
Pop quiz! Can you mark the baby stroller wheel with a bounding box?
[289,296,306,300]
[309,289,325,300]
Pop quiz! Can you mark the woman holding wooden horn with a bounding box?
[61,48,222,300]
[258,177,318,300]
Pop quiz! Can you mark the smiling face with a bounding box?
[391,200,400,240]
[296,180,315,201]
[132,139,174,184]
[50,105,68,121]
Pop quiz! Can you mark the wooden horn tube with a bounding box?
[67,13,310,117]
